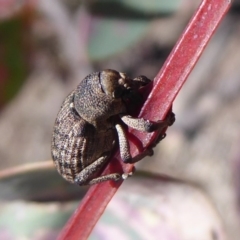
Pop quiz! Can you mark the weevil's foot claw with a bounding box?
[146,148,154,157]
[150,133,167,148]
[122,171,133,180]
[121,166,136,180]
[168,112,175,126]
[122,173,128,180]
[159,133,166,141]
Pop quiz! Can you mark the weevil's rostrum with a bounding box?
[51,70,175,185]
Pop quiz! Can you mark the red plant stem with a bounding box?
[58,0,231,239]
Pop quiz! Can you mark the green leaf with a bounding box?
[87,0,181,61]
[120,0,181,14]
[0,162,88,201]
[88,18,148,61]
[0,17,28,106]
[0,201,77,239]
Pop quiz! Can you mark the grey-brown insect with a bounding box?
[51,69,175,185]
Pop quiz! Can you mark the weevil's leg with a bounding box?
[116,112,175,164]
[115,124,131,162]
[115,123,153,164]
[120,112,175,133]
[133,75,151,87]
[85,173,122,185]
[74,154,121,186]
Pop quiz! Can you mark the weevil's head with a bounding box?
[74,69,151,126]
[99,69,151,101]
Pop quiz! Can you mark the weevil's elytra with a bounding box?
[51,69,175,185]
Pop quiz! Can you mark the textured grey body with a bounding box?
[51,70,175,185]
[51,90,116,184]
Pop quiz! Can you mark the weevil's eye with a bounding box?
[113,87,124,99]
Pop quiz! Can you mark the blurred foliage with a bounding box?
[120,0,181,13]
[88,18,148,61]
[87,0,181,60]
[0,16,29,108]
[0,201,76,239]
[0,162,88,201]
[0,0,181,106]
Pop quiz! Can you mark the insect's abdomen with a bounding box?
[51,91,116,183]
[51,91,86,183]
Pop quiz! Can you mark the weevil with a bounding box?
[51,69,175,185]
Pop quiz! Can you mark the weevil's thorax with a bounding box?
[74,70,126,128]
